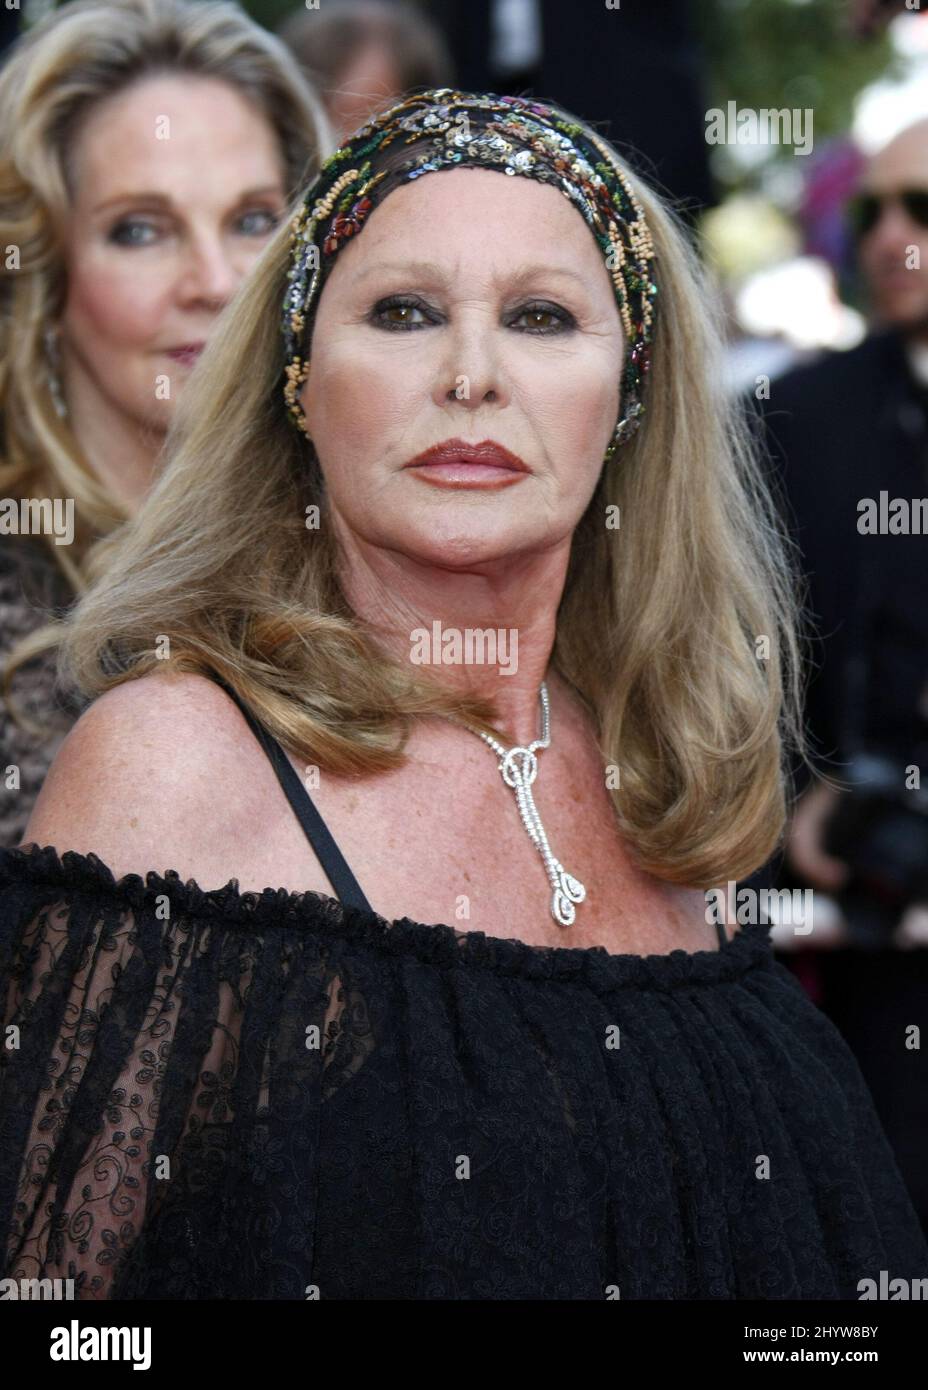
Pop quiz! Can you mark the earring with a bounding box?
[604,401,643,459]
[43,324,68,420]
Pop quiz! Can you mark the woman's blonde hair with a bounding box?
[0,0,330,702]
[54,107,811,890]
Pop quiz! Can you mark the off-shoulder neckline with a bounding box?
[0,843,774,994]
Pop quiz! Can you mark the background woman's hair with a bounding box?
[54,104,811,890]
[0,0,331,702]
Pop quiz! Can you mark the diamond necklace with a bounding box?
[452,682,586,927]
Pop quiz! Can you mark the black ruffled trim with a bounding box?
[0,842,774,995]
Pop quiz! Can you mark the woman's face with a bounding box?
[301,166,624,569]
[59,73,289,433]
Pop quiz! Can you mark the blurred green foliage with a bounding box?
[696,0,899,160]
[241,0,304,33]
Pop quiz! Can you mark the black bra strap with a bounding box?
[715,918,727,949]
[211,675,374,914]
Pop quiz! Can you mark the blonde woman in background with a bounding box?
[0,0,330,843]
[1,89,925,1299]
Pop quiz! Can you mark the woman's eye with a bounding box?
[511,303,573,334]
[109,219,160,247]
[369,297,574,333]
[372,297,432,330]
[237,208,280,236]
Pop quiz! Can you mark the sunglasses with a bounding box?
[848,188,928,238]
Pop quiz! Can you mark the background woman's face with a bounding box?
[301,166,624,569]
[59,73,288,433]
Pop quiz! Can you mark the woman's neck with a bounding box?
[334,531,581,747]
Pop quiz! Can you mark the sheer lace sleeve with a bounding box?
[0,538,82,847]
[0,844,370,1299]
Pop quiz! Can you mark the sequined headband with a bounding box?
[282,88,658,452]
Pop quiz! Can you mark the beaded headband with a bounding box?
[282,88,658,453]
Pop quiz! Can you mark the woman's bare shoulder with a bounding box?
[20,669,268,880]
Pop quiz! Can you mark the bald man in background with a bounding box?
[753,117,928,1238]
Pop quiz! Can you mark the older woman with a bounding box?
[0,0,330,844]
[1,89,925,1300]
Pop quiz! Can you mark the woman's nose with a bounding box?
[177,235,240,308]
[435,317,508,408]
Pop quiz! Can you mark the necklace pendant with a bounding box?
[551,863,586,927]
[461,680,588,929]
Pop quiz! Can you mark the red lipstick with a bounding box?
[403,438,530,489]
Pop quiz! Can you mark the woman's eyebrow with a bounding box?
[90,185,284,215]
[352,260,591,288]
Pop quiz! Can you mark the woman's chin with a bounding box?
[390,524,543,570]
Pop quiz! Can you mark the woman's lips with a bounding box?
[405,459,528,488]
[165,346,204,367]
[403,440,529,489]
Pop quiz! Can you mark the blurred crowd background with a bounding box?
[1,0,926,1234]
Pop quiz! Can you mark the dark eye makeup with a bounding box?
[369,293,576,335]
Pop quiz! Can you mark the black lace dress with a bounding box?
[1,682,926,1300]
